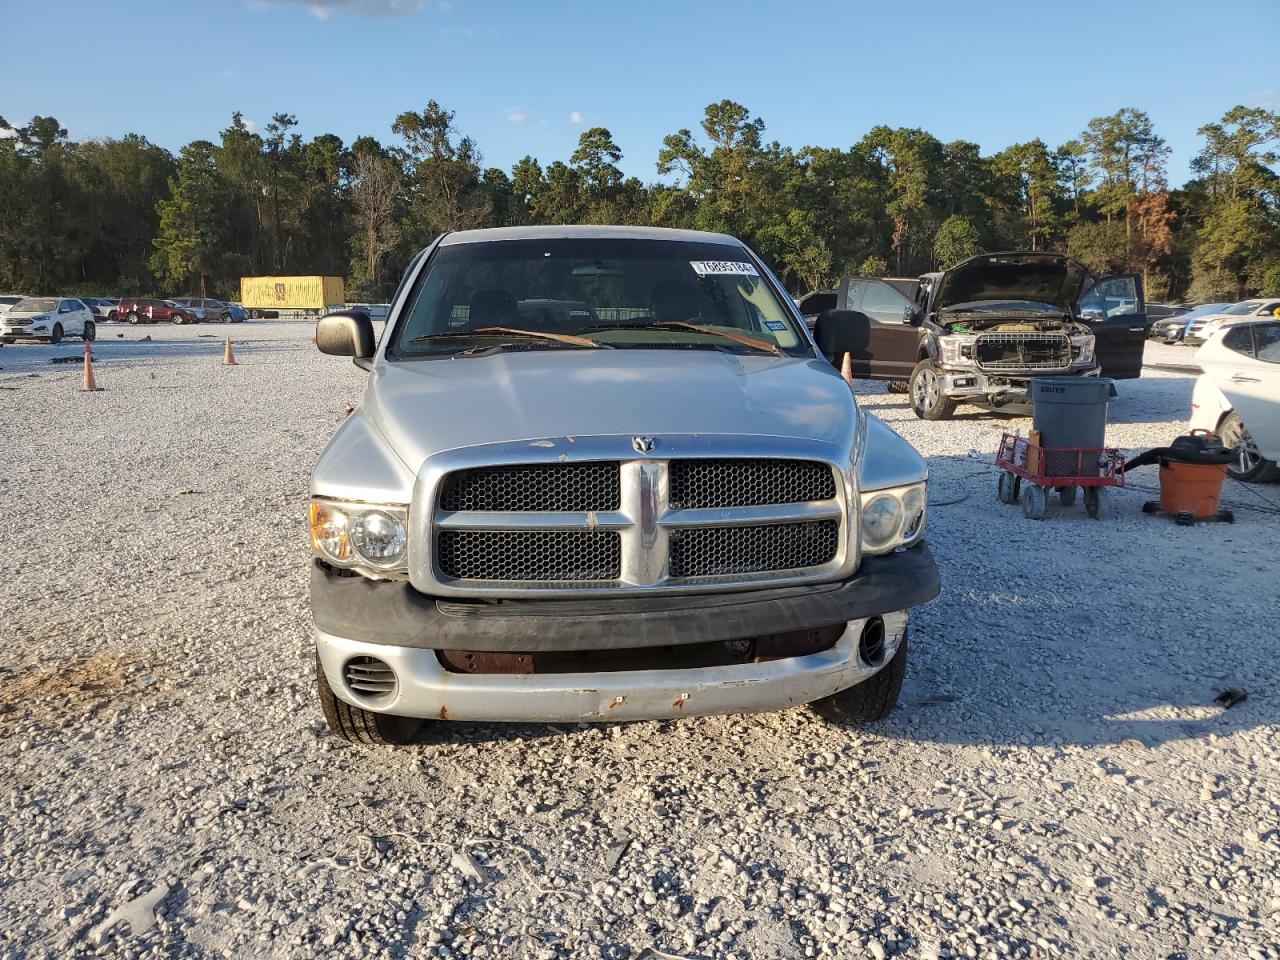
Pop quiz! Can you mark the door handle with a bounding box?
[1128,327,1144,332]
[1230,374,1260,383]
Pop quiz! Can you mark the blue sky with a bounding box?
[3,0,1277,186]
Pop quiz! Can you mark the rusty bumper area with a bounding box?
[436,625,843,675]
[315,614,908,723]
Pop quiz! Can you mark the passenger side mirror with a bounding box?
[902,305,920,325]
[813,309,872,361]
[316,311,376,364]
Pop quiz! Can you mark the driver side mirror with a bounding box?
[902,305,920,325]
[316,311,376,367]
[814,309,872,362]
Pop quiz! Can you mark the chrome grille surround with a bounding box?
[974,332,1072,373]
[408,435,859,598]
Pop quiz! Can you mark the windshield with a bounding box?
[13,298,56,312]
[388,238,805,359]
[1223,301,1262,315]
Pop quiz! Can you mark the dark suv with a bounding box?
[116,298,199,325]
[804,252,1150,419]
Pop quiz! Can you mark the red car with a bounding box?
[116,298,199,325]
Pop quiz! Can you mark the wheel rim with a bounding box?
[913,368,939,410]
[1222,418,1262,474]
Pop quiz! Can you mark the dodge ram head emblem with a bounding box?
[632,435,656,454]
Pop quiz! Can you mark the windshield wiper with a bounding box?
[578,320,780,355]
[408,326,608,348]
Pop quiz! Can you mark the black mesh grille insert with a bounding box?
[438,530,621,581]
[440,463,621,512]
[669,459,836,509]
[669,520,839,577]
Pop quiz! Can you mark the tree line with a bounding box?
[1,101,1277,303]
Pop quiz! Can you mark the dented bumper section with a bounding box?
[310,543,938,652]
[315,613,908,722]
[935,365,1099,407]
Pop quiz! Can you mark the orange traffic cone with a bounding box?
[223,336,238,365]
[81,338,100,392]
[840,351,853,387]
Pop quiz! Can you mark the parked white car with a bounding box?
[0,294,31,317]
[1190,320,1280,482]
[0,297,96,344]
[1184,298,1280,345]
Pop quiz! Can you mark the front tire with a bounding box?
[811,634,907,723]
[1218,412,1280,483]
[50,323,64,344]
[909,360,957,421]
[172,314,185,325]
[315,655,425,745]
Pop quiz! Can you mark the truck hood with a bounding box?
[933,252,1089,313]
[364,349,857,471]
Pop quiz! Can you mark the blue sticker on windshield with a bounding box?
[765,320,788,332]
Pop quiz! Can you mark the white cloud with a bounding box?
[253,0,428,18]
[243,118,259,133]
[506,108,527,124]
[569,111,583,124]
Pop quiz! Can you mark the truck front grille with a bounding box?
[974,333,1071,372]
[669,520,839,577]
[429,453,847,593]
[438,530,622,581]
[669,458,836,508]
[440,462,620,512]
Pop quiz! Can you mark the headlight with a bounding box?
[1071,333,1095,365]
[860,482,927,555]
[937,334,976,366]
[349,510,407,565]
[309,499,408,574]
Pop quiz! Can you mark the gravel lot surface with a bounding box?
[1,323,1277,960]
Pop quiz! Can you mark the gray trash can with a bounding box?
[1031,376,1117,476]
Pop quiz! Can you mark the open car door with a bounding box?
[1079,274,1147,379]
[838,278,922,381]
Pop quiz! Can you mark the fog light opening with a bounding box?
[342,656,398,702]
[859,617,886,667]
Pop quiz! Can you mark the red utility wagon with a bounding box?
[994,432,1125,519]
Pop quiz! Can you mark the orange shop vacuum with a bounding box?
[1124,430,1235,525]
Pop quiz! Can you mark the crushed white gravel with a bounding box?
[1,324,1277,960]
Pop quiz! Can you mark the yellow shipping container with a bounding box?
[239,276,345,312]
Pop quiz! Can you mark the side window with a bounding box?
[1080,277,1141,319]
[857,282,913,325]
[1222,325,1255,356]
[1254,323,1280,364]
[1259,302,1280,319]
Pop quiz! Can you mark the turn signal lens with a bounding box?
[309,502,352,562]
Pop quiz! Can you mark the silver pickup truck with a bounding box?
[308,226,940,744]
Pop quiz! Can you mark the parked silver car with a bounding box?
[307,226,940,744]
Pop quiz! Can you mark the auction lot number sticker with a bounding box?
[690,260,760,277]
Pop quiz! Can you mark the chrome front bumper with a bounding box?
[315,612,908,723]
